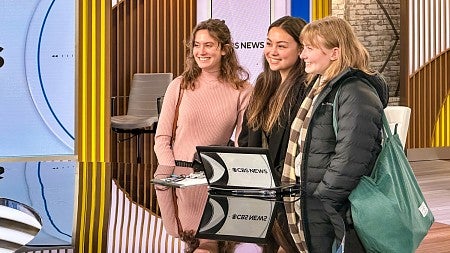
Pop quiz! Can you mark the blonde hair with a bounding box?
[300,16,373,84]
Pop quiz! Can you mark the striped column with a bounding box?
[75,1,111,253]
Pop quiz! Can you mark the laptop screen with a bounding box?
[196,146,276,190]
[195,194,279,243]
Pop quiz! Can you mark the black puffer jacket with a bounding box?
[299,68,389,253]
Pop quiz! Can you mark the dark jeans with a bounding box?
[345,226,366,253]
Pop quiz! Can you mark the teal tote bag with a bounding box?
[333,85,434,253]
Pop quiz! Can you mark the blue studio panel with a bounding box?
[292,0,311,22]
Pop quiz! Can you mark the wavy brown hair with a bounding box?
[300,16,374,84]
[181,19,249,90]
[246,16,307,132]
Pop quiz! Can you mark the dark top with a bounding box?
[238,79,307,252]
[238,80,306,183]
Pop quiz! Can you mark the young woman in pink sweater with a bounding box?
[154,19,252,253]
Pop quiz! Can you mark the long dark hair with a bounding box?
[246,16,307,132]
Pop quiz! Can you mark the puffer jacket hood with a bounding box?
[353,69,390,108]
[329,68,390,108]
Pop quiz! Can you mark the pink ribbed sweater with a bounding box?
[154,72,252,237]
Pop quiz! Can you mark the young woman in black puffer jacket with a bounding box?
[282,16,389,253]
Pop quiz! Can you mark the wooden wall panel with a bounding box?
[111,0,196,165]
[402,0,450,148]
[408,50,450,148]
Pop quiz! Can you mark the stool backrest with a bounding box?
[384,106,411,148]
[127,73,173,117]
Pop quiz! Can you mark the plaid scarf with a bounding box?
[282,77,325,252]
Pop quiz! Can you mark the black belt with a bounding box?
[175,160,194,168]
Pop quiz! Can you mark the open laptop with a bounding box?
[195,145,298,197]
[194,146,298,243]
[151,146,298,194]
[150,146,298,243]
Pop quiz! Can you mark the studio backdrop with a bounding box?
[0,0,75,158]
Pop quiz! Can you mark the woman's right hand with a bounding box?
[153,164,175,179]
[154,164,194,179]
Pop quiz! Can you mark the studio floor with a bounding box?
[413,159,450,252]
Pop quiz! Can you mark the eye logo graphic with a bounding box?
[0,47,4,68]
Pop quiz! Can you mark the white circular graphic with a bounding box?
[25,0,75,151]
